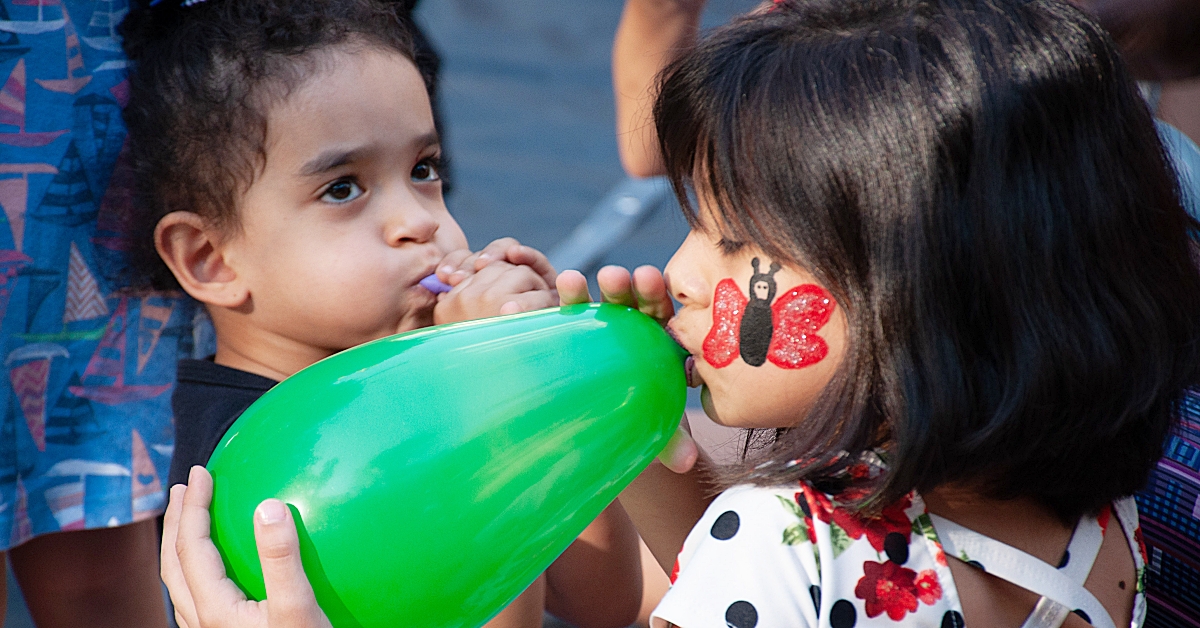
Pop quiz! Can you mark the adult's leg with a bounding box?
[9,520,166,628]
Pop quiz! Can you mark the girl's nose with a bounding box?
[385,202,440,247]
[664,232,709,308]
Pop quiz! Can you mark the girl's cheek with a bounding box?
[700,259,836,371]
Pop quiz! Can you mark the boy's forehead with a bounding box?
[263,47,434,166]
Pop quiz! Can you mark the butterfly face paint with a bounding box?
[702,258,836,369]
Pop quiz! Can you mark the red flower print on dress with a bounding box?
[799,483,836,523]
[1134,527,1148,564]
[915,569,943,605]
[933,544,948,567]
[670,557,680,584]
[839,485,875,502]
[793,492,817,544]
[848,463,873,480]
[1097,505,1111,535]
[854,497,914,552]
[855,560,920,620]
[800,484,913,552]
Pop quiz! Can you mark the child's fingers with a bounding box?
[473,237,521,267]
[176,466,251,628]
[255,500,332,628]
[162,484,200,628]
[498,289,560,315]
[556,270,592,305]
[631,265,674,323]
[454,261,548,296]
[434,262,551,323]
[657,423,699,474]
[596,266,637,308]
[503,244,558,287]
[472,265,551,312]
[436,250,474,286]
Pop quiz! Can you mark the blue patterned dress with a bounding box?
[0,0,199,548]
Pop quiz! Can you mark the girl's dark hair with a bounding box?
[656,0,1200,521]
[120,0,416,289]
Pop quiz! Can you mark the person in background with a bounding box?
[0,0,194,624]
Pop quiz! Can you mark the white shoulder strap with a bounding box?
[929,512,1113,628]
[1019,596,1073,628]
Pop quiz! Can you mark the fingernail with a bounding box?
[439,265,454,276]
[188,465,203,484]
[478,253,494,261]
[256,500,287,525]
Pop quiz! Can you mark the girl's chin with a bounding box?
[699,385,724,425]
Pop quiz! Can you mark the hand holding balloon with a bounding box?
[432,238,560,323]
[557,265,699,473]
[162,467,332,628]
[439,237,557,287]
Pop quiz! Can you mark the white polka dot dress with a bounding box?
[651,484,1146,628]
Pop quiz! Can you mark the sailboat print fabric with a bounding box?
[0,0,201,548]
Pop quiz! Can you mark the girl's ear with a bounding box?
[154,212,248,308]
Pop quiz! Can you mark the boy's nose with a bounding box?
[385,205,440,247]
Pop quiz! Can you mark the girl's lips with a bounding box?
[685,355,705,388]
[667,325,704,388]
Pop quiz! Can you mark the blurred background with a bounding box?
[420,0,752,275]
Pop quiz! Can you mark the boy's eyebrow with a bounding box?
[299,147,368,177]
[412,132,440,151]
[297,133,441,177]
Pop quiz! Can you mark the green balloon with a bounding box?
[207,303,686,628]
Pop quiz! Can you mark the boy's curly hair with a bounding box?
[120,0,416,289]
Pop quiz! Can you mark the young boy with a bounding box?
[123,1,643,625]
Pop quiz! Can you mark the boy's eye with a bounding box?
[321,179,364,203]
[412,157,441,183]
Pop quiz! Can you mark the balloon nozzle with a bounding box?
[419,274,453,294]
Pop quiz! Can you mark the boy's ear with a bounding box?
[155,212,248,308]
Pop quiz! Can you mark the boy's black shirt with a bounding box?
[168,359,278,487]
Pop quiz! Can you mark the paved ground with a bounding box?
[4,0,753,625]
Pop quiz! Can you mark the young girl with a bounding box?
[161,0,1200,627]
[121,1,642,626]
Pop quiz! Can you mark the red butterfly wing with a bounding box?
[702,278,747,368]
[767,284,835,369]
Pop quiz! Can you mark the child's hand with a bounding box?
[436,238,556,289]
[556,265,675,324]
[433,259,557,324]
[161,467,332,628]
[557,265,698,473]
